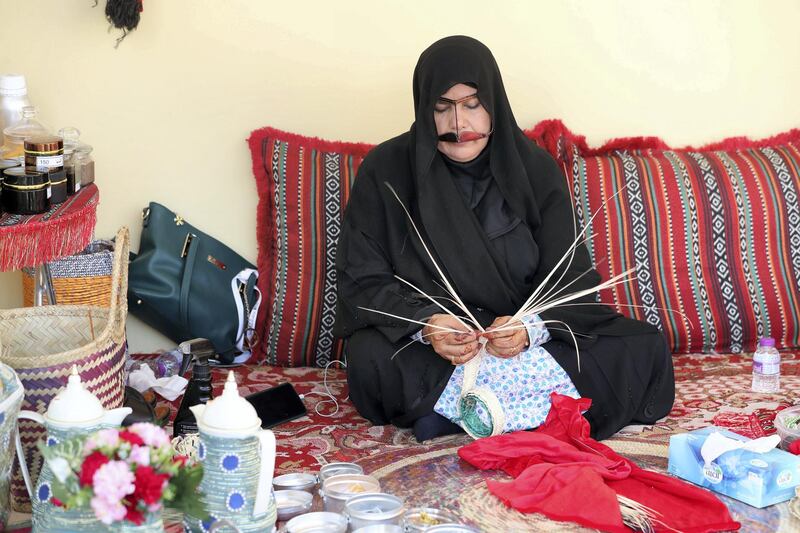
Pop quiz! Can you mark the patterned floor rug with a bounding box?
[181,352,800,531]
[8,352,800,531]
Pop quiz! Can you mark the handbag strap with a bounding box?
[179,232,199,330]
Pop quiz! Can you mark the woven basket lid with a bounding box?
[46,365,105,426]
[195,371,261,436]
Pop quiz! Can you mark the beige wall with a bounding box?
[1,0,799,352]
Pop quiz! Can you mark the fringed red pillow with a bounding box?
[247,127,373,367]
[528,120,800,354]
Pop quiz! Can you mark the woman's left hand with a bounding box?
[484,316,529,358]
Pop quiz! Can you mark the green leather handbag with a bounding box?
[128,202,260,364]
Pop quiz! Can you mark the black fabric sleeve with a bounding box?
[334,163,443,343]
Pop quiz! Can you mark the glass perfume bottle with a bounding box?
[1,105,49,164]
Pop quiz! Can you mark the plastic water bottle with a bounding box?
[125,349,183,379]
[752,337,780,393]
[154,349,183,377]
[0,74,32,145]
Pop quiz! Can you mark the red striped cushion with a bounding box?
[248,128,372,366]
[530,120,800,354]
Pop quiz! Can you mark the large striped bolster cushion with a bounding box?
[531,119,800,354]
[247,128,372,367]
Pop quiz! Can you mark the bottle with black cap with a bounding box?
[173,337,216,438]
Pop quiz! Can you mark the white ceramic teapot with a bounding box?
[184,372,277,533]
[17,365,131,533]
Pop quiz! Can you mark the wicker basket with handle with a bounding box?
[0,226,129,511]
[21,240,115,307]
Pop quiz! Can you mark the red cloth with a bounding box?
[458,394,740,533]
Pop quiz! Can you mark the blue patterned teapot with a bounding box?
[16,366,131,533]
[184,372,277,533]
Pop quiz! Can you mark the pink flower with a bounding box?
[128,445,151,467]
[84,428,120,454]
[93,460,135,499]
[128,423,170,448]
[90,460,136,524]
[91,495,127,525]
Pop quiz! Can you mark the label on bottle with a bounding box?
[754,350,780,375]
[35,155,63,171]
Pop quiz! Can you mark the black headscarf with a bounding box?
[335,35,654,344]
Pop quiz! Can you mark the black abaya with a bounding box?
[334,36,675,440]
[346,326,674,440]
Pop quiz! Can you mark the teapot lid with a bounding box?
[197,372,261,436]
[47,366,105,426]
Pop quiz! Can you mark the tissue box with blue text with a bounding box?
[668,426,800,507]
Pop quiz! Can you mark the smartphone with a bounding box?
[245,382,307,428]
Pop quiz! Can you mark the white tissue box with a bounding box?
[668,426,800,508]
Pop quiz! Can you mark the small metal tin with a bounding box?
[273,472,318,493]
[284,511,348,533]
[319,461,364,482]
[320,474,381,514]
[345,493,405,530]
[24,135,63,172]
[352,525,404,533]
[274,489,313,522]
[425,524,480,533]
[402,508,458,532]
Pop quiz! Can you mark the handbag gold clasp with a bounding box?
[181,233,196,258]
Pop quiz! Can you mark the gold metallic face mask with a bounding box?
[435,93,493,143]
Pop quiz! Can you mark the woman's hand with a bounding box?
[422,314,480,365]
[484,316,529,358]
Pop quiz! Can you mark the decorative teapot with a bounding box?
[16,365,131,533]
[184,372,277,533]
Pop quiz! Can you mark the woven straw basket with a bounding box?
[21,240,115,307]
[0,226,130,512]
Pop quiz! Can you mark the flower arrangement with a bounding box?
[39,423,205,527]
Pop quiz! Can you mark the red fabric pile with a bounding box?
[458,394,740,532]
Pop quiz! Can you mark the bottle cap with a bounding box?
[758,337,776,347]
[0,74,27,96]
[46,365,106,426]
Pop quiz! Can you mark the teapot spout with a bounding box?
[103,407,133,427]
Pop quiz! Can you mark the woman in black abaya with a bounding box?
[333,36,674,441]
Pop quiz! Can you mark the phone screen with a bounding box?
[245,383,307,428]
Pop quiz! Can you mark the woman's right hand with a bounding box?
[422,314,480,365]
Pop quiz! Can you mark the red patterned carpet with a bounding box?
[163,352,800,531]
[9,353,800,531]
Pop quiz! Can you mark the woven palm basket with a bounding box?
[0,227,129,512]
[21,240,115,307]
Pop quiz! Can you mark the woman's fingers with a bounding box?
[446,341,481,364]
[433,339,480,364]
[486,329,528,358]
